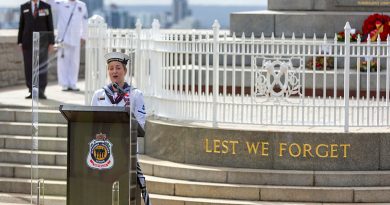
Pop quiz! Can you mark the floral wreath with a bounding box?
[362,13,390,41]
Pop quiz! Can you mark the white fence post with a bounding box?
[85,15,107,105]
[134,19,142,89]
[212,20,220,127]
[150,19,161,115]
[151,19,160,95]
[344,22,351,132]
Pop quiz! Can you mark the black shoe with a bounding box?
[68,87,80,91]
[25,93,32,99]
[39,93,47,99]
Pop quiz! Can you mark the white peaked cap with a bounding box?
[104,52,130,65]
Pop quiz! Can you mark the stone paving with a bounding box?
[0,80,85,109]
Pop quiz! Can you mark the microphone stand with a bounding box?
[113,83,126,95]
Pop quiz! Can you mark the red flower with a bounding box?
[362,13,390,41]
[337,31,362,42]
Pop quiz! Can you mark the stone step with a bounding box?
[148,193,389,205]
[139,155,390,187]
[0,135,67,152]
[3,193,362,205]
[145,175,390,203]
[0,109,66,124]
[0,163,66,180]
[0,122,66,137]
[0,193,65,205]
[0,149,66,166]
[0,177,66,196]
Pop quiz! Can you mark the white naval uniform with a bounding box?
[92,84,150,204]
[91,85,146,129]
[46,0,88,89]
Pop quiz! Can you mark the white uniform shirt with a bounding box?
[46,0,88,46]
[91,86,146,129]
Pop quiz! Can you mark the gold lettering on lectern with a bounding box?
[204,138,239,154]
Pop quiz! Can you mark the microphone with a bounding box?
[113,83,126,95]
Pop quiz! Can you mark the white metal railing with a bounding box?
[85,15,390,131]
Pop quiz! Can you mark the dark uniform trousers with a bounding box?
[17,1,54,93]
[22,40,49,93]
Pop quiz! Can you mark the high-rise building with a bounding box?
[80,0,104,16]
[172,0,191,23]
[105,4,136,29]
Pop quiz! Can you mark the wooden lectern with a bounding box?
[60,105,138,205]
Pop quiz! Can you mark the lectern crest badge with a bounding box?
[86,133,114,170]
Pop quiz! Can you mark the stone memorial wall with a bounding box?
[231,0,390,37]
[0,30,85,88]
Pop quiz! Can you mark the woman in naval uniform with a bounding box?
[91,51,151,205]
[91,52,146,129]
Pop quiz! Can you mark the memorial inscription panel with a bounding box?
[145,120,390,171]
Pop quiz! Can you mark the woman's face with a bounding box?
[108,61,127,85]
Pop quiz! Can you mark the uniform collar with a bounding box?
[31,0,40,6]
[104,82,131,96]
[103,83,131,105]
[31,0,40,15]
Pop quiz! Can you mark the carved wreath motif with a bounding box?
[255,58,302,102]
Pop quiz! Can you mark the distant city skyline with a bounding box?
[0,0,266,30]
[1,0,266,8]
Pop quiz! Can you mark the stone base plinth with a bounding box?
[230,10,390,38]
[145,119,390,171]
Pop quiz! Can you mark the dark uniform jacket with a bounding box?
[17,1,55,49]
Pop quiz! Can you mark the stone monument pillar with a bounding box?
[230,0,390,37]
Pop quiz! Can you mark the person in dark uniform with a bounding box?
[17,0,54,99]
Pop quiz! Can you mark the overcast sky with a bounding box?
[2,0,266,7]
